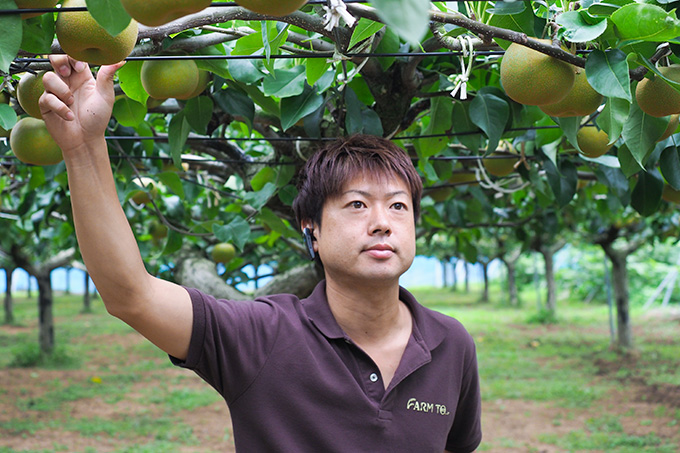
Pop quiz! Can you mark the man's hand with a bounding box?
[39,55,124,156]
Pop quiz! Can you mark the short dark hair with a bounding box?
[292,134,423,228]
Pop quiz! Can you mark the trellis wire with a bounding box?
[0,1,476,16]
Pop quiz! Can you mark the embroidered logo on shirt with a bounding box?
[406,398,450,416]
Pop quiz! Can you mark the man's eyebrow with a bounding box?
[342,189,409,198]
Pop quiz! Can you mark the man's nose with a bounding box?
[369,207,391,235]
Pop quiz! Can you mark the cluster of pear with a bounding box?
[635,65,680,118]
[500,40,603,117]
[6,0,312,167]
[500,40,613,159]
[7,70,63,166]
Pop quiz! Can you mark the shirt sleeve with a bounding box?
[169,287,284,403]
[445,337,482,452]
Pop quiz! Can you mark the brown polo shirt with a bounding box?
[171,281,482,452]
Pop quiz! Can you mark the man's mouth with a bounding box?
[364,244,395,259]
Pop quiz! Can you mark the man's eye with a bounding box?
[393,202,406,210]
[351,201,364,209]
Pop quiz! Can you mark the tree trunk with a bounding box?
[175,250,323,300]
[36,271,54,354]
[83,270,92,313]
[540,246,557,314]
[27,270,32,298]
[4,267,14,324]
[450,258,458,292]
[602,245,633,349]
[175,252,244,300]
[501,249,521,307]
[464,261,470,293]
[441,260,448,288]
[254,263,323,298]
[65,267,71,295]
[480,261,489,303]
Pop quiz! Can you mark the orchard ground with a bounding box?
[1,286,679,453]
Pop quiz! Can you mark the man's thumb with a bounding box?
[96,61,125,94]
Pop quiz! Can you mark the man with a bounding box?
[40,55,482,452]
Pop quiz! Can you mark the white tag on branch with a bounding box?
[450,35,475,101]
[323,0,357,31]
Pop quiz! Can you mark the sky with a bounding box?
[0,256,497,295]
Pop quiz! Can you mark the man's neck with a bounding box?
[324,277,408,344]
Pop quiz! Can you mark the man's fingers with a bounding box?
[39,92,75,121]
[49,55,89,78]
[41,72,74,106]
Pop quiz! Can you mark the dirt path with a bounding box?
[2,318,679,452]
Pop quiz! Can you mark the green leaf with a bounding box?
[556,10,607,43]
[361,108,384,137]
[112,97,146,127]
[555,116,582,153]
[306,58,331,87]
[263,66,306,98]
[488,1,536,49]
[227,80,278,117]
[233,32,265,56]
[587,2,621,17]
[168,112,191,168]
[349,18,385,50]
[611,3,680,42]
[184,96,213,135]
[631,169,663,216]
[118,61,149,105]
[469,90,509,153]
[214,217,250,252]
[660,146,680,189]
[278,184,298,206]
[259,207,297,238]
[250,167,276,192]
[596,166,630,205]
[280,86,324,131]
[372,0,430,45]
[196,45,231,80]
[85,0,132,37]
[621,103,668,167]
[585,49,632,102]
[161,230,183,256]
[596,97,629,144]
[0,0,22,74]
[374,27,400,70]
[0,104,17,130]
[158,171,185,199]
[451,101,482,153]
[345,87,364,135]
[487,1,526,15]
[617,144,644,178]
[415,96,453,158]
[213,87,255,130]
[21,14,55,54]
[134,122,155,153]
[243,182,277,211]
[534,116,562,147]
[544,158,577,208]
[228,58,265,84]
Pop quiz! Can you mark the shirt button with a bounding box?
[369,373,379,382]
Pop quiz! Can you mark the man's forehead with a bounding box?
[339,171,412,194]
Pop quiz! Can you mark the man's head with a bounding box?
[293,134,423,229]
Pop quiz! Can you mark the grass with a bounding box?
[409,283,680,451]
[1,285,679,452]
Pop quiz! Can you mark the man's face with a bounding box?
[310,172,416,288]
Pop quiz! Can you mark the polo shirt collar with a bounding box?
[302,280,449,351]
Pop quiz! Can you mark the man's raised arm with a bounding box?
[40,56,193,359]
